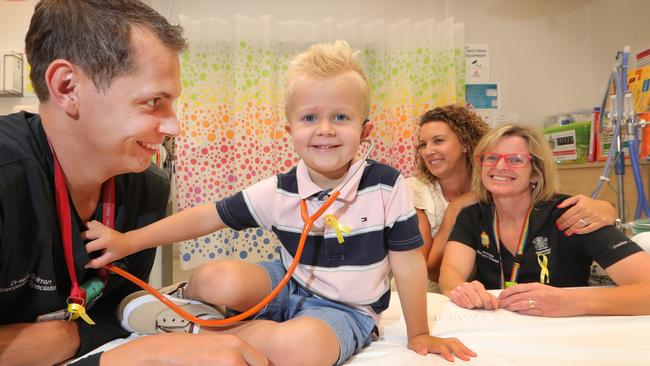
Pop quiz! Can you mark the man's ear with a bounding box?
[44,59,80,118]
[361,120,374,140]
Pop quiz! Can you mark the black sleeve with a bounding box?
[74,248,156,357]
[216,191,258,230]
[448,205,480,250]
[75,168,169,356]
[579,225,644,269]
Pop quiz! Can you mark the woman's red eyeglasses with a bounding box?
[477,152,532,167]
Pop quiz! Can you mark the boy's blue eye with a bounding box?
[303,114,317,122]
[334,114,348,122]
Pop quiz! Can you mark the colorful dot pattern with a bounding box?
[175,39,464,270]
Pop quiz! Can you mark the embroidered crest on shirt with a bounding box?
[480,231,490,249]
[532,236,551,284]
[532,236,551,255]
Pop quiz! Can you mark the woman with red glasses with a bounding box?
[439,123,650,316]
[406,105,616,292]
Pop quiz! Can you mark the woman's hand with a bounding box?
[498,282,583,316]
[448,280,499,310]
[556,195,616,236]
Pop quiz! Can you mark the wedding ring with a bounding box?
[529,299,535,310]
[579,218,589,227]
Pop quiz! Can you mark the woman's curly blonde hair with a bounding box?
[416,104,490,184]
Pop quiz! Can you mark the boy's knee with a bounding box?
[187,259,241,298]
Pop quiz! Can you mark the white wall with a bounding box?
[1,0,648,122]
[152,0,648,125]
[0,0,38,114]
[588,0,649,105]
[451,0,594,124]
[151,0,446,25]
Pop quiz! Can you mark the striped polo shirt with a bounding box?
[216,158,423,317]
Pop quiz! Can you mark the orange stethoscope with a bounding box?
[105,140,375,327]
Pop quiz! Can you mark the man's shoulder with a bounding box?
[117,164,171,211]
[0,112,43,166]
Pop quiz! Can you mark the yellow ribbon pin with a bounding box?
[68,303,95,325]
[537,253,550,284]
[323,214,350,244]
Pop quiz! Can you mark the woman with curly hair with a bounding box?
[406,105,617,292]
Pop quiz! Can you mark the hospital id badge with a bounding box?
[36,308,71,322]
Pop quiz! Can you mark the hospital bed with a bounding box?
[69,290,650,365]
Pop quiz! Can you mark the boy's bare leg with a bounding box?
[205,317,340,366]
[183,260,340,366]
[183,259,272,310]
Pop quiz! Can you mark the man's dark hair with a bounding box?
[25,0,187,101]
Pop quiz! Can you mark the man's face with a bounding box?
[75,28,181,175]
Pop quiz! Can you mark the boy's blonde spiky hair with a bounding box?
[284,40,370,117]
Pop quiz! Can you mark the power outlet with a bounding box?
[1,52,23,96]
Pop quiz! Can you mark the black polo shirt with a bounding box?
[0,112,170,357]
[449,195,643,289]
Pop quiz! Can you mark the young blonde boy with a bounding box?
[85,40,475,365]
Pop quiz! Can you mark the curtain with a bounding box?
[174,15,465,270]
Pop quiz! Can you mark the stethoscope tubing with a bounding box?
[105,140,374,327]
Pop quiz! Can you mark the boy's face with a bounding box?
[285,72,372,188]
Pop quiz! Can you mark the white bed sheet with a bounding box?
[70,291,650,365]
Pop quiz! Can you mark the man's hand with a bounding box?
[101,333,268,366]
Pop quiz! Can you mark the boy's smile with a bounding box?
[285,72,372,190]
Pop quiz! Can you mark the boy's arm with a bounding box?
[85,203,224,268]
[389,249,475,361]
[389,249,429,340]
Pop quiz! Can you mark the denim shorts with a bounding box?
[251,261,376,365]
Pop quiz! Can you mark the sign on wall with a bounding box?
[465,44,489,82]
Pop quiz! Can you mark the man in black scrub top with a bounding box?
[0,1,266,365]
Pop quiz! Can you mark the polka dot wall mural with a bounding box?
[174,20,465,270]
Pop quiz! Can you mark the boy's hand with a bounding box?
[408,334,476,362]
[82,220,133,268]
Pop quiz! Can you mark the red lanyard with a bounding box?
[49,142,113,307]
